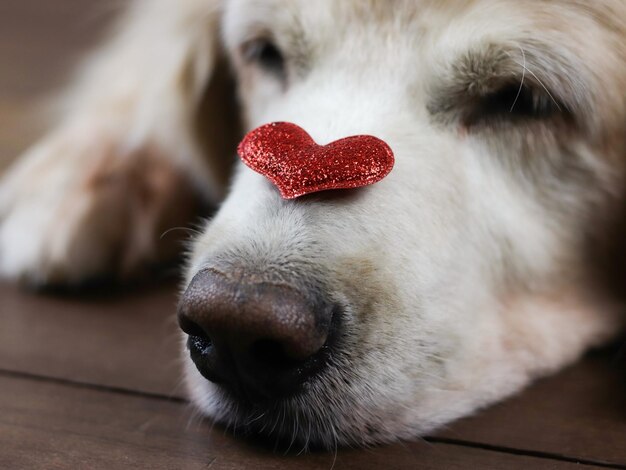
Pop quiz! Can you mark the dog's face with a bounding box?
[180,0,626,448]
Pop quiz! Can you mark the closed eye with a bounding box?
[241,38,286,78]
[464,80,564,127]
[429,42,582,130]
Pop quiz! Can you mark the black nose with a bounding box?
[178,269,334,402]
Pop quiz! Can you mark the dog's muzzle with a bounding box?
[178,269,335,403]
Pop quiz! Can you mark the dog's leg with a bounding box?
[0,0,230,285]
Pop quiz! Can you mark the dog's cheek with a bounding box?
[333,256,405,343]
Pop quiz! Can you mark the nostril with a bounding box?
[186,333,223,384]
[178,314,218,376]
[188,333,213,356]
[250,339,303,369]
[178,314,207,339]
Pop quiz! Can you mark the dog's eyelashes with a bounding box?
[242,38,286,77]
[496,83,558,117]
[464,82,563,127]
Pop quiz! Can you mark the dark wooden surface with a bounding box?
[1,1,626,469]
[0,0,120,170]
[6,371,607,470]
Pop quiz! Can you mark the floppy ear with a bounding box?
[193,52,242,200]
[0,0,241,284]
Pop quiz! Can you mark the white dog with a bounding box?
[1,0,625,449]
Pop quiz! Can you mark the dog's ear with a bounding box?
[193,52,242,200]
[135,0,241,202]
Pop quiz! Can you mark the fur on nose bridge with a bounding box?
[237,122,395,199]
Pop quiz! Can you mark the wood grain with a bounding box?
[435,348,626,466]
[0,282,184,397]
[0,373,607,470]
[0,0,118,170]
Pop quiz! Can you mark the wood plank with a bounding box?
[0,0,118,170]
[434,347,626,466]
[0,373,604,470]
[0,0,117,98]
[0,281,184,397]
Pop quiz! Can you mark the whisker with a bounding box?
[510,58,562,111]
[510,45,527,112]
[244,411,266,426]
[160,226,202,240]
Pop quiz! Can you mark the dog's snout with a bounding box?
[178,269,334,401]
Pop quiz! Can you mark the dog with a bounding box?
[1,0,625,450]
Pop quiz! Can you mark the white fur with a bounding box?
[1,0,625,449]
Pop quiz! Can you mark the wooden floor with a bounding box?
[1,1,625,469]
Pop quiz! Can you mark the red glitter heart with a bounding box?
[237,122,395,199]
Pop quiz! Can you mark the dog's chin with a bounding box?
[182,351,410,450]
[183,361,335,450]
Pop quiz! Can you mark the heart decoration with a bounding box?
[237,122,395,199]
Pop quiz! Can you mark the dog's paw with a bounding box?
[0,121,200,286]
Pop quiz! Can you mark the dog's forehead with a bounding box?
[223,0,624,40]
[224,0,626,130]
[223,0,626,88]
[222,1,470,52]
